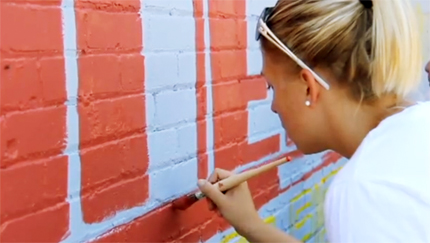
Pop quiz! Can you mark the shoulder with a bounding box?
[324,101,430,243]
[324,177,430,243]
[343,101,430,182]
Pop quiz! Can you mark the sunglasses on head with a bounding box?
[255,7,330,90]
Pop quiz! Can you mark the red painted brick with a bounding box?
[195,0,209,179]
[241,136,281,163]
[1,0,62,4]
[198,149,209,179]
[210,18,247,51]
[240,76,269,102]
[212,77,267,114]
[196,85,208,179]
[212,111,280,170]
[0,106,67,167]
[80,134,148,193]
[213,111,247,147]
[78,54,144,99]
[211,50,247,82]
[0,0,69,241]
[0,3,63,55]
[92,200,218,243]
[247,162,279,197]
[209,0,246,18]
[119,54,145,93]
[1,57,66,113]
[82,175,149,223]
[209,0,247,85]
[75,8,142,52]
[78,55,121,98]
[0,156,68,223]
[214,143,242,170]
[209,0,281,172]
[0,203,69,242]
[76,0,141,12]
[78,95,146,146]
[193,0,204,18]
[92,157,283,243]
[212,81,244,113]
[76,0,147,226]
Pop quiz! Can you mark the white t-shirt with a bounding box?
[324,101,430,243]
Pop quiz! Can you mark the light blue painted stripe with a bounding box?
[203,0,215,177]
[68,0,201,241]
[61,0,85,242]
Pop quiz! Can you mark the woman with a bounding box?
[197,0,430,242]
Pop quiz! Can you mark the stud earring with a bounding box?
[305,100,311,106]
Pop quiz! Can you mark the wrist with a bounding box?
[235,215,265,238]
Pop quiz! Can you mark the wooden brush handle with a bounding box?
[213,156,289,192]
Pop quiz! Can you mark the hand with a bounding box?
[197,168,263,236]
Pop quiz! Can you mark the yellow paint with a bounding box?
[219,164,344,243]
[237,238,248,243]
[303,233,313,242]
[220,231,240,243]
[220,215,277,243]
[290,188,311,203]
[295,214,311,229]
[296,202,312,218]
[264,215,276,225]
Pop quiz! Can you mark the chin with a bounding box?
[294,141,326,155]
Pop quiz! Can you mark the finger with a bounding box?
[197,179,227,207]
[212,168,234,181]
[205,198,215,211]
[208,171,218,183]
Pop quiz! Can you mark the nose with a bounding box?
[271,100,278,114]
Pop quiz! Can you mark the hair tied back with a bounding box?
[359,0,373,9]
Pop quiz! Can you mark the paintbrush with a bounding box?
[171,156,292,210]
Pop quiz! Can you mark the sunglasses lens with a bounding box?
[255,7,273,41]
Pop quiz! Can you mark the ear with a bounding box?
[299,68,321,106]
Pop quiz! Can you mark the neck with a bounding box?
[326,96,412,159]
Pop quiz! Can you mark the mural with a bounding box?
[0,0,428,242]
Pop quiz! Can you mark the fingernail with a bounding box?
[197,179,206,186]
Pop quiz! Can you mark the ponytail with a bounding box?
[371,0,423,98]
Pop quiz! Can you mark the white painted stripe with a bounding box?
[61,0,84,242]
[203,0,215,176]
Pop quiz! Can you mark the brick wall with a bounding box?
[1,0,428,242]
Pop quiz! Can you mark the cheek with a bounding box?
[273,90,304,128]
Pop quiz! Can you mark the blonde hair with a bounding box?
[262,0,423,101]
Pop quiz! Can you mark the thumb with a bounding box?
[197,179,226,207]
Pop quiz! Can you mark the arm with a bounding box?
[238,219,302,243]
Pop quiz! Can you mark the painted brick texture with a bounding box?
[0,0,69,242]
[74,0,149,224]
[1,0,428,243]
